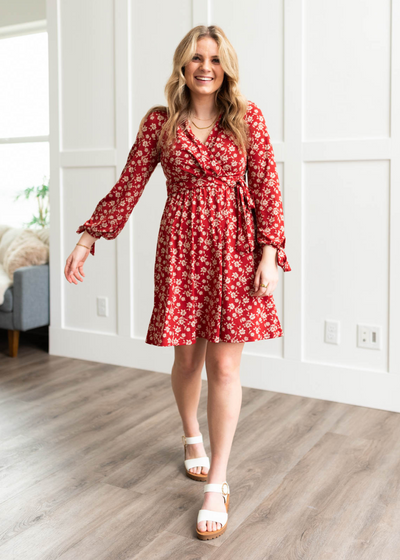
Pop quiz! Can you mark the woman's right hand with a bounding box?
[64,245,90,284]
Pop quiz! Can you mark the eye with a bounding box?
[192,55,220,63]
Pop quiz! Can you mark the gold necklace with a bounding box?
[189,112,219,130]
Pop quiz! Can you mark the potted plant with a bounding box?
[14,175,50,228]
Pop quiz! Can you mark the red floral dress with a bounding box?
[77,100,291,346]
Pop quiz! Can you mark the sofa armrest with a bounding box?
[13,264,50,331]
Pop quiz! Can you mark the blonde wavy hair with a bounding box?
[139,25,250,153]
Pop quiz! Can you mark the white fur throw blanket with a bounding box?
[0,226,49,305]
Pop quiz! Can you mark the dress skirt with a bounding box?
[145,185,284,346]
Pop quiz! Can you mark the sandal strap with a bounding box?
[182,434,203,444]
[184,456,210,469]
[197,509,228,525]
[204,482,230,496]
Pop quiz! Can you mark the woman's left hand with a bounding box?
[250,253,279,297]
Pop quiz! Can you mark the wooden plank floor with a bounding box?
[1,332,399,559]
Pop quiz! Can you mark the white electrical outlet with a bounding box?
[97,296,109,317]
[325,320,340,344]
[357,324,381,350]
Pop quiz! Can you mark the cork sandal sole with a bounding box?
[196,482,230,540]
[186,467,208,481]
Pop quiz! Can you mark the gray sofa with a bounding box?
[0,264,49,357]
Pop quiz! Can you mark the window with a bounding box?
[0,27,49,228]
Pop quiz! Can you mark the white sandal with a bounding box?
[196,481,230,540]
[182,434,210,481]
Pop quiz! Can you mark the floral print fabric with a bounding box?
[77,100,291,346]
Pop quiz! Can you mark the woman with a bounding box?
[65,25,291,540]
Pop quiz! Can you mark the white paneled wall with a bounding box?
[304,160,390,370]
[61,0,115,151]
[48,0,400,412]
[304,0,391,141]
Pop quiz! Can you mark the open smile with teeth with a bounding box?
[195,76,213,82]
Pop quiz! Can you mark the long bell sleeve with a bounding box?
[76,109,167,255]
[246,100,291,272]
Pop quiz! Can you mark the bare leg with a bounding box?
[171,337,209,475]
[197,340,244,533]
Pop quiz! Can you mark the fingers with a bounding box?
[66,269,79,285]
[74,267,84,282]
[250,278,274,297]
[65,260,85,284]
[250,262,279,297]
[250,270,261,296]
[65,267,76,284]
[64,257,72,282]
[250,270,268,297]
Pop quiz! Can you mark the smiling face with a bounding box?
[184,36,225,99]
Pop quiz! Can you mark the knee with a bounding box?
[173,357,202,377]
[206,358,238,384]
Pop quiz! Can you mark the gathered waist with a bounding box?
[167,174,246,193]
[166,174,256,254]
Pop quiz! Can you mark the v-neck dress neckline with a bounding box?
[185,112,223,148]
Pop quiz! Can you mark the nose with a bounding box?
[199,59,211,72]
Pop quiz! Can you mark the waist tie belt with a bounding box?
[201,175,291,270]
[219,175,256,254]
